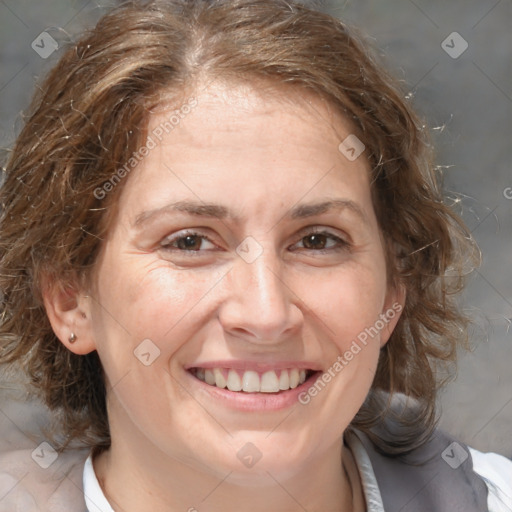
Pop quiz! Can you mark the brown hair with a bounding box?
[0,0,477,454]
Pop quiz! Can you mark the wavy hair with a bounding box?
[0,0,478,453]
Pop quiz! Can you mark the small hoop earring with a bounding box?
[69,333,77,344]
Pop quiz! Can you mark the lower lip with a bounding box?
[185,370,322,412]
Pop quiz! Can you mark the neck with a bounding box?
[94,432,359,512]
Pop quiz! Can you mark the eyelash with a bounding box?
[160,228,351,255]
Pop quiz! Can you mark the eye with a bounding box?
[160,231,217,252]
[291,229,350,253]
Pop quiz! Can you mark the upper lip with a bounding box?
[185,360,323,372]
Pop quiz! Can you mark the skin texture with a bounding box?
[43,79,404,512]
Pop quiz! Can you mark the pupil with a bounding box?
[305,234,325,249]
[180,235,199,250]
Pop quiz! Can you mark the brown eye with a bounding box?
[302,233,329,249]
[161,231,216,252]
[176,235,203,251]
[292,230,350,253]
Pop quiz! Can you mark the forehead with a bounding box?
[116,80,373,225]
[148,79,359,151]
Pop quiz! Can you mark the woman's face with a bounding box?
[83,81,403,480]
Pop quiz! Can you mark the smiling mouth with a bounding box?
[190,368,317,393]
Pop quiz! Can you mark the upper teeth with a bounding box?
[195,368,308,393]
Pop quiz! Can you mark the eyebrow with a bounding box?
[133,198,367,228]
[289,199,366,222]
[134,201,230,228]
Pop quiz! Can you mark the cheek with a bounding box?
[88,264,217,428]
[300,260,388,348]
[90,259,224,372]
[124,264,230,338]
[291,264,389,442]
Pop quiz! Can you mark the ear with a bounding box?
[41,275,96,355]
[379,281,406,348]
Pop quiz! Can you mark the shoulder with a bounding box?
[0,446,89,511]
[352,427,500,512]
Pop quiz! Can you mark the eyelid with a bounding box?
[295,225,350,241]
[298,224,350,238]
[290,227,351,252]
[160,229,218,252]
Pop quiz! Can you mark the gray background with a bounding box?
[0,0,511,458]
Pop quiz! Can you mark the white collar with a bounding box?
[83,454,115,512]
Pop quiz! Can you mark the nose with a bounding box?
[218,246,303,344]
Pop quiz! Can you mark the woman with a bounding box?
[0,0,510,510]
